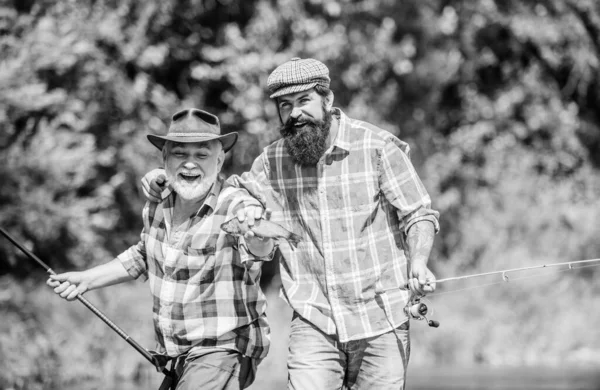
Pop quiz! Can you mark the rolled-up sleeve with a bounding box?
[378,139,440,235]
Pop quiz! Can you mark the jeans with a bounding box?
[287,313,410,390]
[174,348,256,390]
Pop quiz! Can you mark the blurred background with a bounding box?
[1,0,599,389]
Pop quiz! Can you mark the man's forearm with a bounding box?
[405,220,435,267]
[85,259,135,291]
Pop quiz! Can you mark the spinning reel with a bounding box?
[405,293,439,328]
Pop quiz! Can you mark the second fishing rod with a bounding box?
[0,227,172,378]
[390,257,600,330]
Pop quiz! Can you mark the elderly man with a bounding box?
[143,58,440,389]
[48,108,275,390]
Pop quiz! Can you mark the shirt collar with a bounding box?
[329,108,351,153]
[200,176,222,217]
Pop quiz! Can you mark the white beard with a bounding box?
[166,169,217,202]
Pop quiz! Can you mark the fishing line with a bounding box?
[429,262,600,297]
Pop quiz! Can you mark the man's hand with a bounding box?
[47,272,90,301]
[141,168,166,203]
[236,206,275,257]
[408,260,436,296]
[236,206,271,239]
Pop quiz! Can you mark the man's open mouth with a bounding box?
[178,172,202,183]
[294,122,308,129]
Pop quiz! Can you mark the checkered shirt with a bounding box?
[117,177,270,359]
[230,108,440,342]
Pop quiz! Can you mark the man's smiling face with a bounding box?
[164,140,224,202]
[277,88,333,166]
[277,88,326,126]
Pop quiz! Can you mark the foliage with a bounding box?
[1,0,599,388]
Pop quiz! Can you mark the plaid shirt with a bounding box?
[230,108,439,342]
[117,177,270,359]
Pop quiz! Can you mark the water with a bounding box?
[63,366,600,389]
[407,366,600,390]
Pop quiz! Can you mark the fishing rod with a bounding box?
[0,227,172,378]
[434,258,600,284]
[398,257,600,329]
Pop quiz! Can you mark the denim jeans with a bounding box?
[174,348,256,390]
[287,313,410,390]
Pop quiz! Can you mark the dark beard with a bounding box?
[279,108,333,166]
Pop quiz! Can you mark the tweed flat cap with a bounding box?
[267,57,330,98]
[147,108,237,152]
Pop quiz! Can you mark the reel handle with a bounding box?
[427,320,440,328]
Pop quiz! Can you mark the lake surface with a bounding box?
[64,365,600,389]
[406,366,600,390]
[246,366,600,390]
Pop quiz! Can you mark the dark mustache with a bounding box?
[282,116,317,134]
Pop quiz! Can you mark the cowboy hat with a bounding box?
[147,108,238,152]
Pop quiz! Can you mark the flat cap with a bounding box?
[267,57,330,99]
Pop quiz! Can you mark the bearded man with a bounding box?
[48,108,275,390]
[143,58,440,389]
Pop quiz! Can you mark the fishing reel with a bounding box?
[405,295,439,328]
